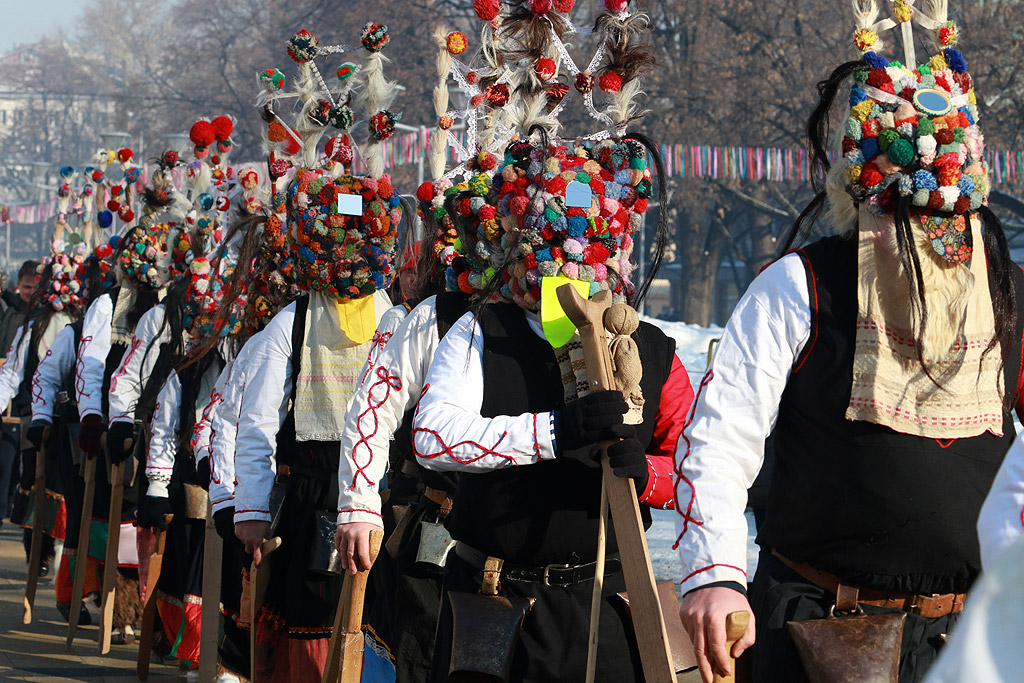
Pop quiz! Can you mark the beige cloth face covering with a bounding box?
[847,205,1004,439]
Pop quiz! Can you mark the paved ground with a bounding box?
[0,523,182,682]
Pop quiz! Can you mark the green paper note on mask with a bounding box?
[540,276,590,348]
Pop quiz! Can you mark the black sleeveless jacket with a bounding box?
[759,235,1024,594]
[445,302,675,566]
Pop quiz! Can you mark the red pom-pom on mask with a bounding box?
[553,0,574,10]
[473,0,500,21]
[604,0,628,11]
[117,148,133,164]
[535,58,557,82]
[416,182,435,203]
[211,115,234,142]
[529,0,552,15]
[190,120,216,147]
[598,71,622,93]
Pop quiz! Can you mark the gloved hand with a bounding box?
[554,390,628,454]
[191,457,211,491]
[106,421,136,465]
[25,420,49,451]
[77,414,106,458]
[137,495,173,531]
[605,424,649,492]
[213,506,236,542]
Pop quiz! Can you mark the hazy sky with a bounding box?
[2,1,84,54]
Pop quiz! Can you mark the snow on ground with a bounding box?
[640,316,761,585]
[642,316,724,388]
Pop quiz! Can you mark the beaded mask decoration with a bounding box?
[843,0,985,265]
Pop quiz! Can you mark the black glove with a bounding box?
[191,457,211,491]
[213,506,235,542]
[137,495,173,531]
[25,420,49,451]
[605,424,649,492]
[554,390,628,454]
[77,414,106,458]
[106,421,136,465]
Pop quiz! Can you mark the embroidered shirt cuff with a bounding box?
[336,508,385,527]
[147,479,170,499]
[679,562,749,595]
[234,509,272,524]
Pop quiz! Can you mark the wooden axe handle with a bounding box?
[67,455,97,650]
[23,441,49,624]
[557,283,676,683]
[321,528,384,683]
[712,611,751,683]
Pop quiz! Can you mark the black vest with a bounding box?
[446,302,675,566]
[759,235,1024,594]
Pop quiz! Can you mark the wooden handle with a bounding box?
[67,456,97,650]
[322,529,384,683]
[556,283,676,683]
[712,611,751,683]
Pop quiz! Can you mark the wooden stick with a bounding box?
[66,455,97,649]
[321,528,384,683]
[557,285,675,683]
[198,500,223,682]
[584,476,608,683]
[23,432,50,624]
[97,460,125,654]
[712,611,751,683]
[250,536,282,683]
[137,515,173,681]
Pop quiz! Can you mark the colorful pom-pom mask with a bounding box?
[843,2,986,265]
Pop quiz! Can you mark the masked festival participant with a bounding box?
[189,210,300,682]
[28,244,116,624]
[333,21,550,680]
[674,2,1024,681]
[402,3,692,680]
[3,257,78,575]
[231,22,402,680]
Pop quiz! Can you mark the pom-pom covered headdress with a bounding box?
[840,0,985,264]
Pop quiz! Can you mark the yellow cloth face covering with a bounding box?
[540,275,590,347]
[335,294,377,345]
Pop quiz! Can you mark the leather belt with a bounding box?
[456,542,620,587]
[772,550,965,619]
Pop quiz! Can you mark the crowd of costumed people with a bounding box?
[5,1,1024,682]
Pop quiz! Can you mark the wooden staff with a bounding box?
[321,529,384,683]
[557,286,675,683]
[250,536,282,683]
[712,612,751,683]
[66,454,97,649]
[198,500,223,682]
[97,458,126,655]
[137,514,173,680]
[22,428,51,623]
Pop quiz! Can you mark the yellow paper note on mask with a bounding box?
[335,295,376,345]
[540,276,590,348]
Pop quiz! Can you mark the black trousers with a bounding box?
[430,551,642,683]
[749,552,958,683]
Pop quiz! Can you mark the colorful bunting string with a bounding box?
[8,136,1024,225]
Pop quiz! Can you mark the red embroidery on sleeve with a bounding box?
[672,369,714,550]
[31,350,52,407]
[350,366,403,490]
[109,337,142,392]
[360,330,394,386]
[74,335,93,400]
[411,384,517,466]
[680,563,747,585]
[191,388,223,453]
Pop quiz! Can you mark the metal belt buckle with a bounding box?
[542,563,572,586]
[56,391,69,404]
